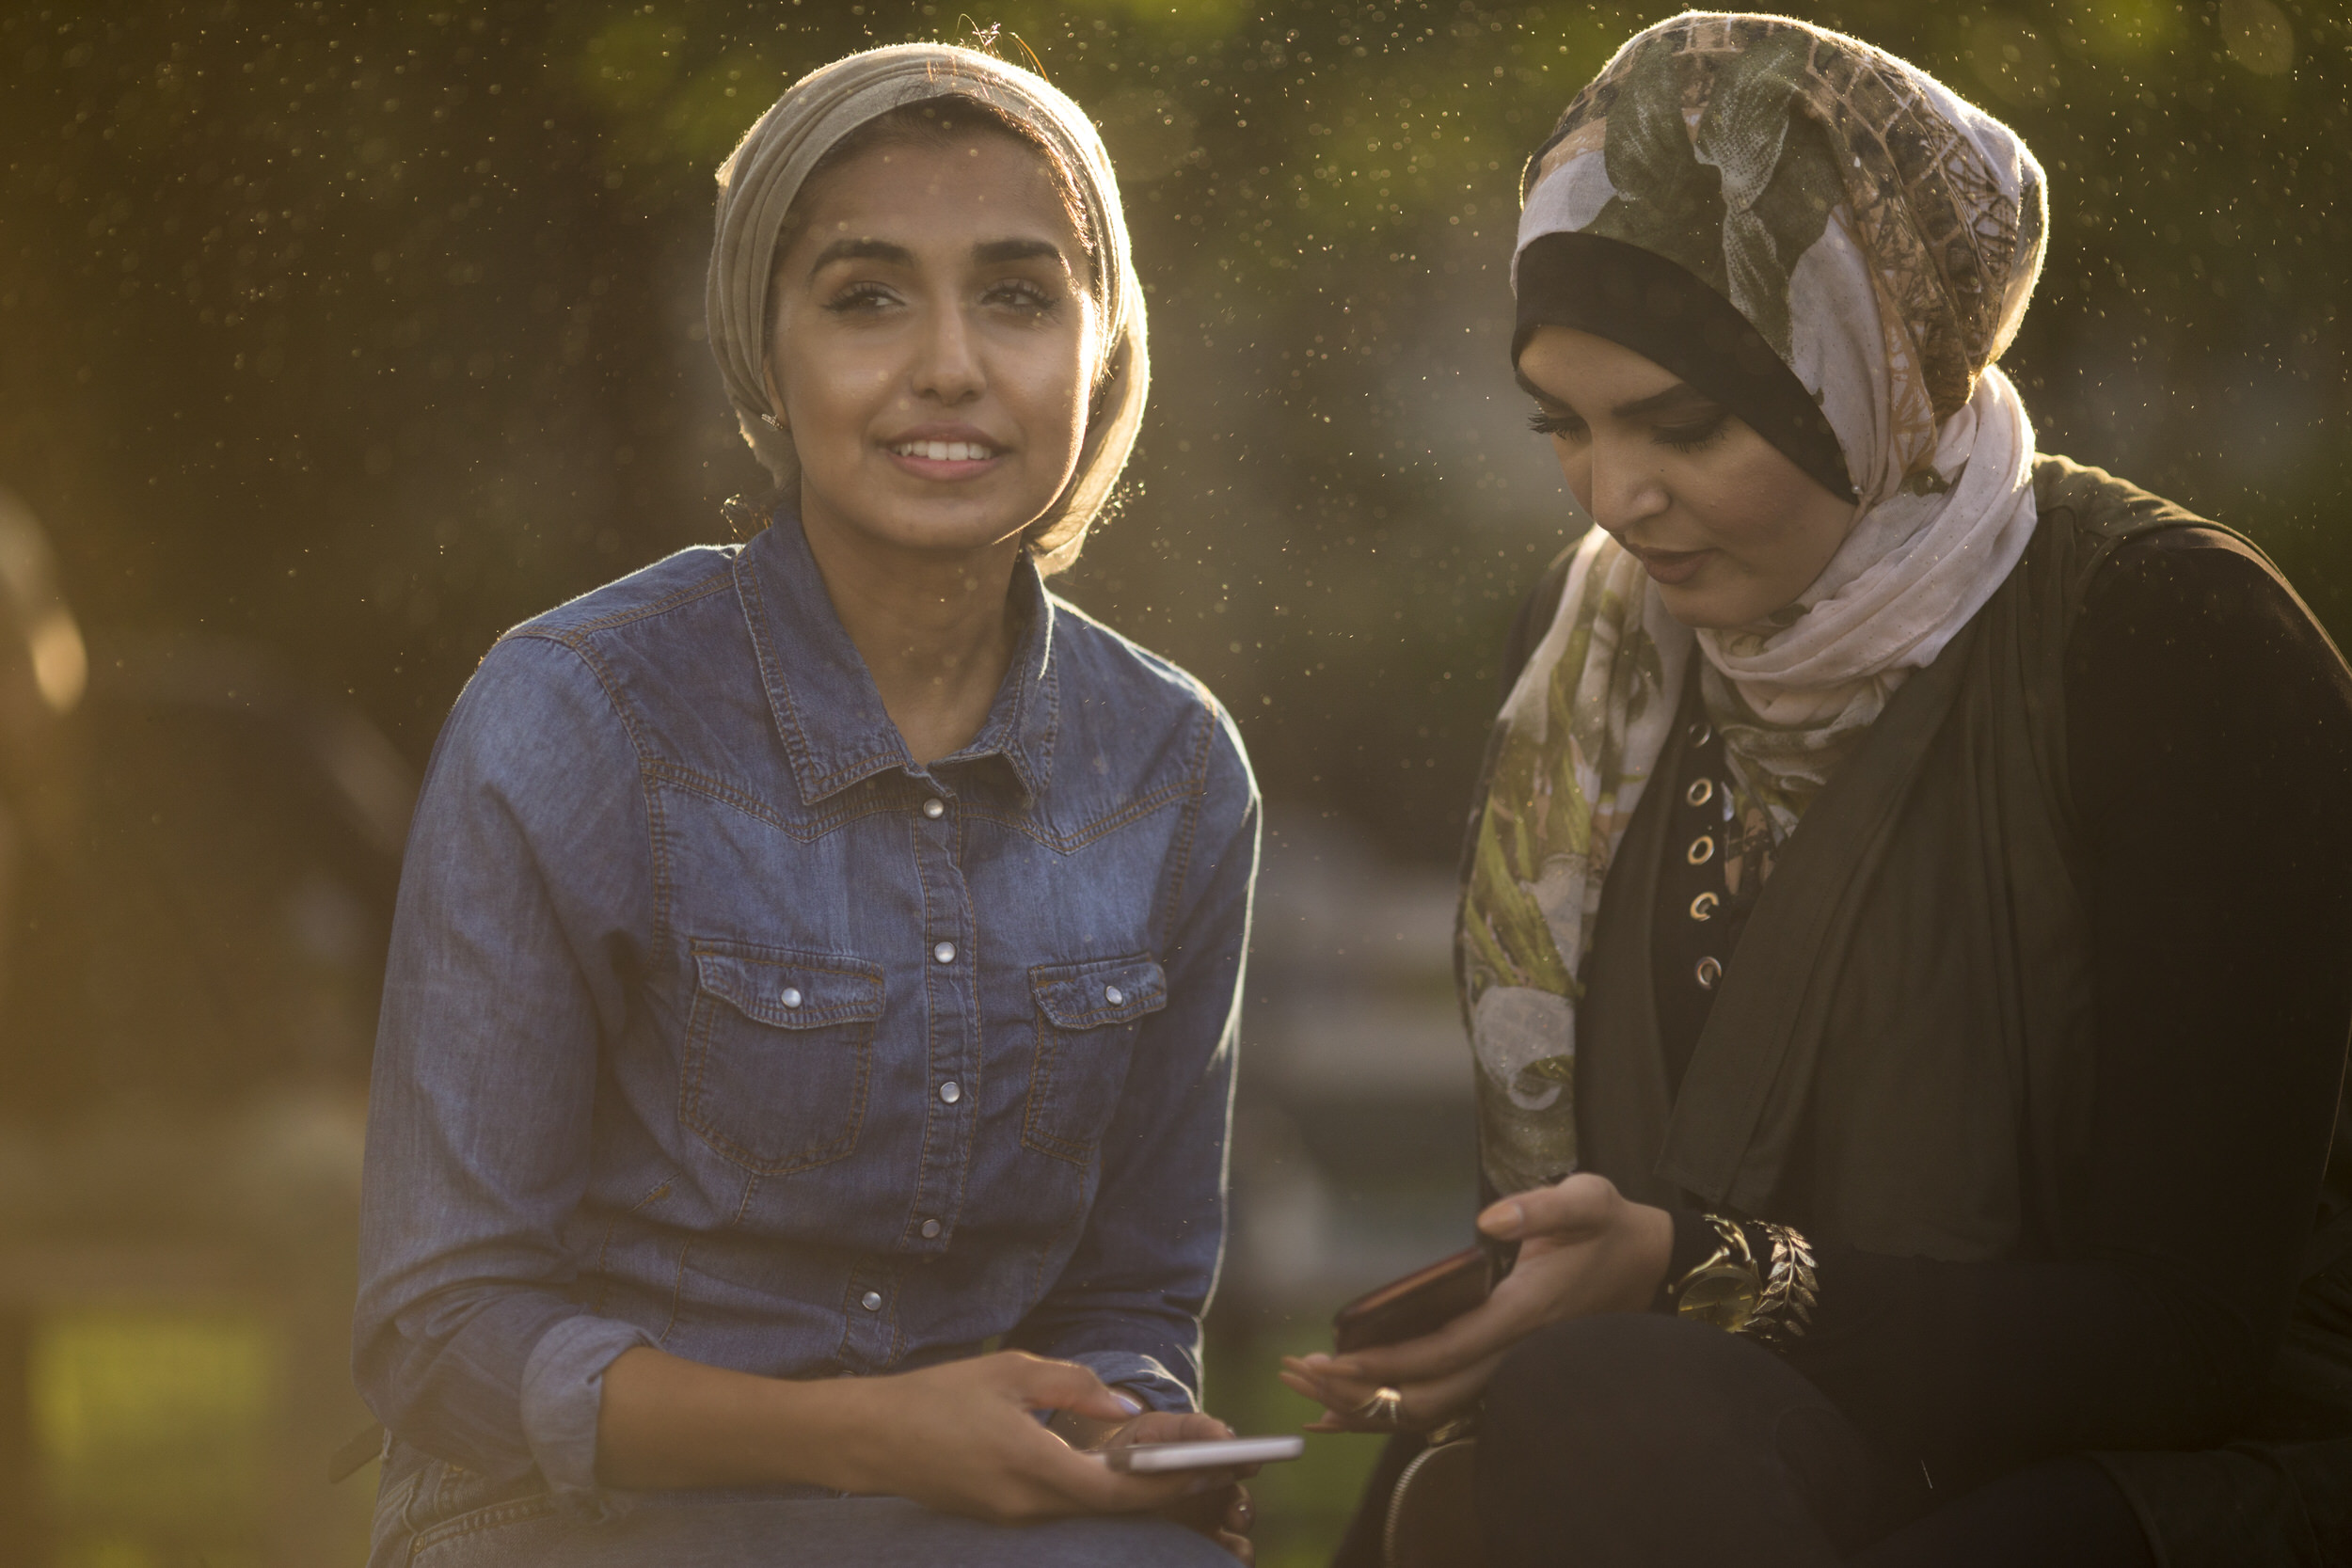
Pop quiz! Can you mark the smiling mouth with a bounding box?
[888,439,1002,462]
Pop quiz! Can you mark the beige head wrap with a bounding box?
[706,43,1147,574]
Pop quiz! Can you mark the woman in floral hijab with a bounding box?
[1287,14,2352,1567]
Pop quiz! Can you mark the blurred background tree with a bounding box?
[0,1,2344,1563]
[8,0,2341,863]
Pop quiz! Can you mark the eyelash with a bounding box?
[822,281,897,314]
[1656,416,1727,452]
[1525,408,1728,453]
[984,278,1057,313]
[819,278,1059,316]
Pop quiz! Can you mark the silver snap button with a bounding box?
[938,1080,961,1105]
[932,941,956,964]
[922,798,946,819]
[920,1219,943,1240]
[1685,778,1714,808]
[1688,720,1713,747]
[860,1290,882,1312]
[1695,957,1724,990]
[1104,984,1124,1006]
[780,987,803,1009]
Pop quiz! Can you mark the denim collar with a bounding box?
[734,499,1057,805]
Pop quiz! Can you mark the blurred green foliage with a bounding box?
[2,0,2344,857]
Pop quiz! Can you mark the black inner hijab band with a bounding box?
[1514,231,1856,503]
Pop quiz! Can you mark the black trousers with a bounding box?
[1331,1315,2154,1568]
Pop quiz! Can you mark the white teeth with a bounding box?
[895,440,992,461]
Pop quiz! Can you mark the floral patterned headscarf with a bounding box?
[1464,13,2049,1196]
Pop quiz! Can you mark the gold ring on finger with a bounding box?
[1350,1386,1406,1429]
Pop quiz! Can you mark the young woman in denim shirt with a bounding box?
[354,44,1259,1567]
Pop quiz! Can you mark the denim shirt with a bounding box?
[353,511,1257,1508]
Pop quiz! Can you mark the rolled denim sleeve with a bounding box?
[354,632,655,1507]
[1006,705,1259,1412]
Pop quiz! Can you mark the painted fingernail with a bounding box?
[1479,1201,1523,1236]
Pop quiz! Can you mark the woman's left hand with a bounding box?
[1279,1173,1674,1433]
[1070,1409,1258,1563]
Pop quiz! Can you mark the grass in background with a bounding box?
[31,1309,373,1568]
[37,1310,270,1567]
[1208,1313,1388,1568]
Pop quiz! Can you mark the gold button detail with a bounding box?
[1690,892,1719,922]
[1696,957,1724,990]
[1686,835,1716,866]
[1685,778,1715,808]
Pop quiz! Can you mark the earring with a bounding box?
[759,412,784,432]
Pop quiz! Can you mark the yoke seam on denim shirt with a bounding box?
[959,776,1192,851]
[527,562,738,639]
[499,627,675,951]
[500,630,653,760]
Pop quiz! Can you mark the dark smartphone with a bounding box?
[1330,1246,1492,1354]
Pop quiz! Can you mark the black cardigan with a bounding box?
[1495,524,2352,1496]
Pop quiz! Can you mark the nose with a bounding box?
[1581,434,1669,537]
[910,298,984,406]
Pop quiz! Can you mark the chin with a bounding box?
[1654,582,1744,631]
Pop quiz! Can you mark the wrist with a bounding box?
[773,1373,890,1493]
[1627,1200,1676,1308]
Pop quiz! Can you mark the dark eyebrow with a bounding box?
[807,235,1070,278]
[808,237,913,275]
[1611,382,1722,421]
[1515,365,1722,422]
[1516,366,1566,406]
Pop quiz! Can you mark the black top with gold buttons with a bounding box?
[1651,669,1761,1097]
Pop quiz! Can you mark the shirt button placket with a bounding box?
[908,773,976,1291]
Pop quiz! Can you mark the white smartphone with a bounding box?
[1102,1435,1306,1474]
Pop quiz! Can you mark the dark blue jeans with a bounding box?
[371,1439,1233,1568]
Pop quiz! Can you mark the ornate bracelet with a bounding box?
[1667,1214,1817,1351]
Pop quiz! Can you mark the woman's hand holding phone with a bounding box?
[1279,1172,1675,1433]
[598,1346,1253,1557]
[1080,1409,1262,1563]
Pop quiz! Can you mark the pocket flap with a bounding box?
[1030,954,1168,1030]
[692,941,884,1029]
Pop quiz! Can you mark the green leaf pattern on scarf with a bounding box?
[1461,533,1684,1197]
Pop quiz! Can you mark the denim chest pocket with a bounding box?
[1021,953,1168,1164]
[683,939,884,1175]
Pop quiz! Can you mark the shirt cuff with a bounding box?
[1066,1350,1196,1414]
[518,1313,656,1517]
